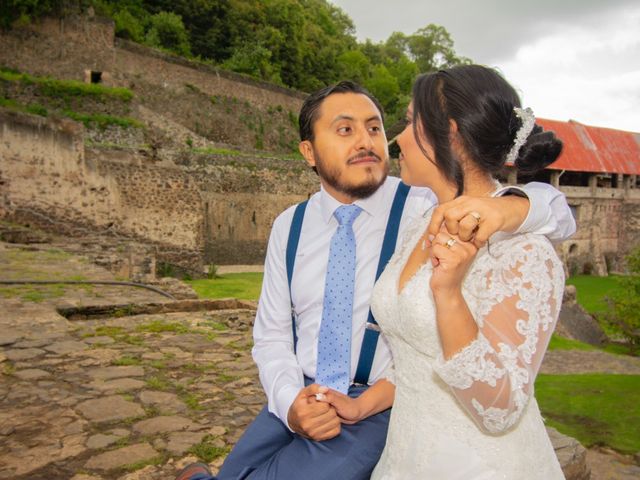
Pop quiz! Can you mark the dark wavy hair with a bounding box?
[412,65,562,195]
[299,80,384,142]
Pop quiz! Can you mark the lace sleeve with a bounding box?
[433,236,564,434]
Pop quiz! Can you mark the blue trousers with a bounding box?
[192,383,390,480]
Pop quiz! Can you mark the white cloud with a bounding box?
[331,0,640,132]
[498,8,640,131]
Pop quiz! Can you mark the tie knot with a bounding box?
[334,204,362,227]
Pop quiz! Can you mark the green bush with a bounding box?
[146,11,191,57]
[113,8,144,42]
[604,248,640,350]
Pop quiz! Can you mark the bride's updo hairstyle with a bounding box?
[412,65,562,195]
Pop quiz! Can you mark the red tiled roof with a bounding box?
[536,118,640,175]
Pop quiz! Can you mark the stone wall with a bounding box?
[558,190,640,275]
[0,109,118,233]
[0,109,317,270]
[3,107,640,273]
[115,40,305,111]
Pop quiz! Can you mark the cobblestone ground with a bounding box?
[1,305,262,480]
[1,243,639,479]
[0,243,264,479]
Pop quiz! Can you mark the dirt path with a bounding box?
[542,349,640,375]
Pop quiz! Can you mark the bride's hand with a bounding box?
[426,195,528,248]
[429,226,478,294]
[315,387,362,424]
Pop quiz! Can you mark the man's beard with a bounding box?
[313,149,389,200]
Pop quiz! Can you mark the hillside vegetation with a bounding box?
[1,0,471,129]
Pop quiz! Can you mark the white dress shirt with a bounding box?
[252,176,575,427]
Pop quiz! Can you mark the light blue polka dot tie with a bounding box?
[316,204,362,394]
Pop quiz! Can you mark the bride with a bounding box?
[319,65,566,479]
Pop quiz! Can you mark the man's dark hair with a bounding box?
[298,81,385,142]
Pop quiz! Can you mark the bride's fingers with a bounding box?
[433,232,459,249]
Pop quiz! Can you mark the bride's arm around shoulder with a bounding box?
[433,235,565,434]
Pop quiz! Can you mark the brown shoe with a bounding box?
[175,462,212,480]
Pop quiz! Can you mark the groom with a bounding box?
[178,81,575,480]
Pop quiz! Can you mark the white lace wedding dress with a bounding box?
[370,212,566,479]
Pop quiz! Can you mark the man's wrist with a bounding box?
[495,195,529,233]
[276,384,303,431]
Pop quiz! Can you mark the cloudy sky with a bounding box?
[331,0,640,132]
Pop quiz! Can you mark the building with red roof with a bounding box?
[506,119,640,276]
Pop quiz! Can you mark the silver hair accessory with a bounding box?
[505,107,536,165]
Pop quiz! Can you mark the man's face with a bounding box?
[299,92,389,203]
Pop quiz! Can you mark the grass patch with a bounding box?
[121,334,145,345]
[535,373,640,454]
[112,355,142,366]
[91,326,125,337]
[0,96,48,117]
[114,436,131,448]
[148,359,167,370]
[548,334,636,356]
[146,375,171,391]
[199,320,229,331]
[0,283,66,302]
[84,326,144,346]
[0,70,133,102]
[601,343,637,356]
[135,320,190,334]
[566,275,622,315]
[217,373,238,383]
[5,248,71,263]
[191,146,248,157]
[122,455,165,472]
[187,273,263,301]
[62,110,142,130]
[188,436,231,463]
[180,392,202,410]
[547,334,597,351]
[112,305,137,317]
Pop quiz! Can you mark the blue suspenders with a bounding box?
[285,182,411,383]
[286,199,308,354]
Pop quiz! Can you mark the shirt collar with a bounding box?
[319,177,391,224]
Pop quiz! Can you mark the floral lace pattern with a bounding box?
[370,213,565,479]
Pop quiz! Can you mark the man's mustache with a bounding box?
[347,151,382,164]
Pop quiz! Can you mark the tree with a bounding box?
[605,247,640,351]
[407,24,470,73]
[336,50,371,85]
[364,64,399,114]
[145,11,191,57]
[0,0,65,29]
[222,42,282,85]
[113,8,144,42]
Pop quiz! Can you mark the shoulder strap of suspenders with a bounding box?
[286,200,308,353]
[354,181,410,384]
[285,181,411,379]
